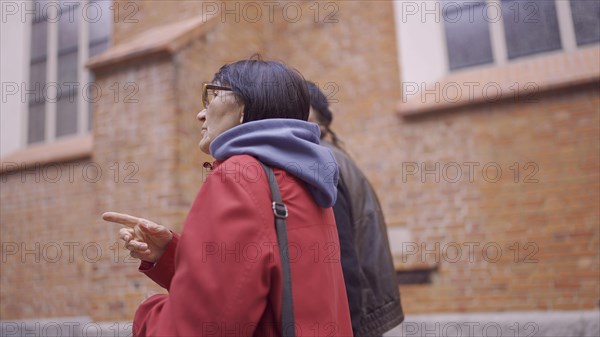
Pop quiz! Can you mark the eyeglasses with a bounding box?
[202,83,233,109]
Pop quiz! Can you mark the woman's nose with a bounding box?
[197,109,206,121]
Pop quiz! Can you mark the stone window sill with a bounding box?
[397,46,600,116]
[0,135,93,174]
[395,261,439,285]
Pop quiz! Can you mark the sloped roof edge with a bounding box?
[87,14,219,71]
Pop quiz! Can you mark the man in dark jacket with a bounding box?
[307,81,404,337]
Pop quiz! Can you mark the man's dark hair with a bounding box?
[212,56,309,123]
[306,81,333,127]
[306,80,344,149]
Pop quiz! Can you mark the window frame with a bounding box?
[24,0,109,147]
[393,0,592,84]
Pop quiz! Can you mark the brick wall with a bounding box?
[88,57,186,321]
[393,85,599,313]
[1,158,95,318]
[111,0,208,45]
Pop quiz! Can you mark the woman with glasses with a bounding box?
[102,58,352,337]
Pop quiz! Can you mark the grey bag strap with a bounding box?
[259,162,296,337]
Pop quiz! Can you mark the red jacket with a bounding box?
[134,155,353,337]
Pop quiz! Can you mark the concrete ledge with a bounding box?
[384,310,600,337]
[2,311,598,336]
[0,134,92,174]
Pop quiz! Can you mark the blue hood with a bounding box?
[210,119,339,208]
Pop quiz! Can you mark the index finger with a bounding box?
[102,212,142,228]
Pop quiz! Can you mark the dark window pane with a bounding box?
[89,40,109,57]
[57,43,78,137]
[88,100,93,131]
[31,20,47,60]
[29,61,46,105]
[443,0,494,70]
[88,73,95,131]
[502,0,562,59]
[570,0,600,46]
[29,1,48,144]
[28,103,46,144]
[58,4,79,52]
[33,0,51,22]
[58,50,78,94]
[58,0,78,13]
[56,97,78,137]
[90,0,111,43]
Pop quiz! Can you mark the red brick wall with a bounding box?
[394,86,600,313]
[111,0,208,45]
[1,159,95,318]
[89,58,185,321]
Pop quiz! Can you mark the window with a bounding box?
[443,0,494,70]
[57,1,79,138]
[28,7,47,144]
[26,0,111,145]
[443,0,565,67]
[570,0,600,46]
[501,0,562,59]
[394,0,600,83]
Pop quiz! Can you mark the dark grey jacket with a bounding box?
[323,140,404,337]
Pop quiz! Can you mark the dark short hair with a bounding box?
[212,57,309,123]
[306,81,333,127]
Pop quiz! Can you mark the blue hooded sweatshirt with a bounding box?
[210,119,339,208]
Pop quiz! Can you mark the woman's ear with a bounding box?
[238,104,245,124]
[238,103,244,124]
